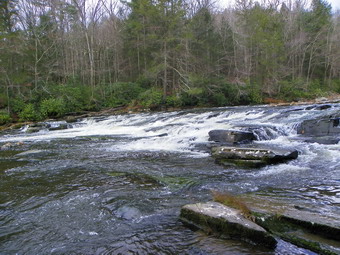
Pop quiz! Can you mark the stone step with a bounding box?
[180,202,277,249]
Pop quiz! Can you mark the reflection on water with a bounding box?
[0,104,339,254]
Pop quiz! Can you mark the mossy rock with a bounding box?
[254,213,340,255]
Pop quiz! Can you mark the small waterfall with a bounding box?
[1,103,339,153]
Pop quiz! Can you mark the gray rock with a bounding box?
[208,130,256,144]
[211,146,298,167]
[297,116,340,136]
[281,210,340,241]
[26,127,42,133]
[254,208,340,254]
[49,124,70,131]
[180,202,277,249]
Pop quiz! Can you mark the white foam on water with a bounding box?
[256,163,311,176]
[1,105,339,163]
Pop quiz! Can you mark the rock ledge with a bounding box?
[180,202,277,249]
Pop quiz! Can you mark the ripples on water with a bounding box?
[0,104,339,254]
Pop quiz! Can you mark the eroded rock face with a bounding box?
[211,146,298,168]
[208,130,256,144]
[180,202,277,249]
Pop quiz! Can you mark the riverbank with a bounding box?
[1,94,339,133]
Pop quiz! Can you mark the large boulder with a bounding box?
[208,130,256,144]
[297,116,340,136]
[211,146,298,168]
[180,202,277,249]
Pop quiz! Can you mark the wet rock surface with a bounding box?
[181,198,340,255]
[211,146,298,168]
[254,210,340,255]
[180,202,277,249]
[297,115,340,136]
[208,130,256,144]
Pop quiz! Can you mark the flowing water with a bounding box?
[0,104,339,254]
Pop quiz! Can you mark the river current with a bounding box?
[0,104,339,254]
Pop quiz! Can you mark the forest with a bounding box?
[0,0,340,124]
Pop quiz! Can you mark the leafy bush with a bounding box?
[330,79,340,93]
[138,88,163,108]
[40,98,66,118]
[165,95,182,107]
[0,93,8,108]
[136,76,154,89]
[247,83,263,104]
[210,92,227,106]
[105,82,143,107]
[180,88,204,106]
[11,98,26,114]
[19,104,41,121]
[278,80,309,101]
[0,112,11,125]
[46,83,93,112]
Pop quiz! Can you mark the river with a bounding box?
[0,104,339,254]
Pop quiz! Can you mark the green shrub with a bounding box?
[136,76,154,89]
[210,92,227,106]
[11,98,26,114]
[19,104,41,121]
[180,88,204,106]
[0,93,8,108]
[40,98,66,118]
[138,88,163,108]
[278,80,310,101]
[330,79,340,93]
[220,83,240,104]
[105,82,143,107]
[0,112,12,125]
[165,95,182,107]
[47,84,93,112]
[247,83,263,104]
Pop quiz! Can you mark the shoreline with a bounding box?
[1,94,339,133]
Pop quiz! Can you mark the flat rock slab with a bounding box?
[281,210,340,241]
[255,211,340,255]
[211,146,298,167]
[180,202,277,249]
[208,130,256,144]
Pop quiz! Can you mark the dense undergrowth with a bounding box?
[0,78,339,125]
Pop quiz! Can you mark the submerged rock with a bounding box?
[211,146,298,168]
[15,150,46,157]
[180,202,277,249]
[208,130,256,144]
[116,206,142,220]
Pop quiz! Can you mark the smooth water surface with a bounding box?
[0,104,339,254]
